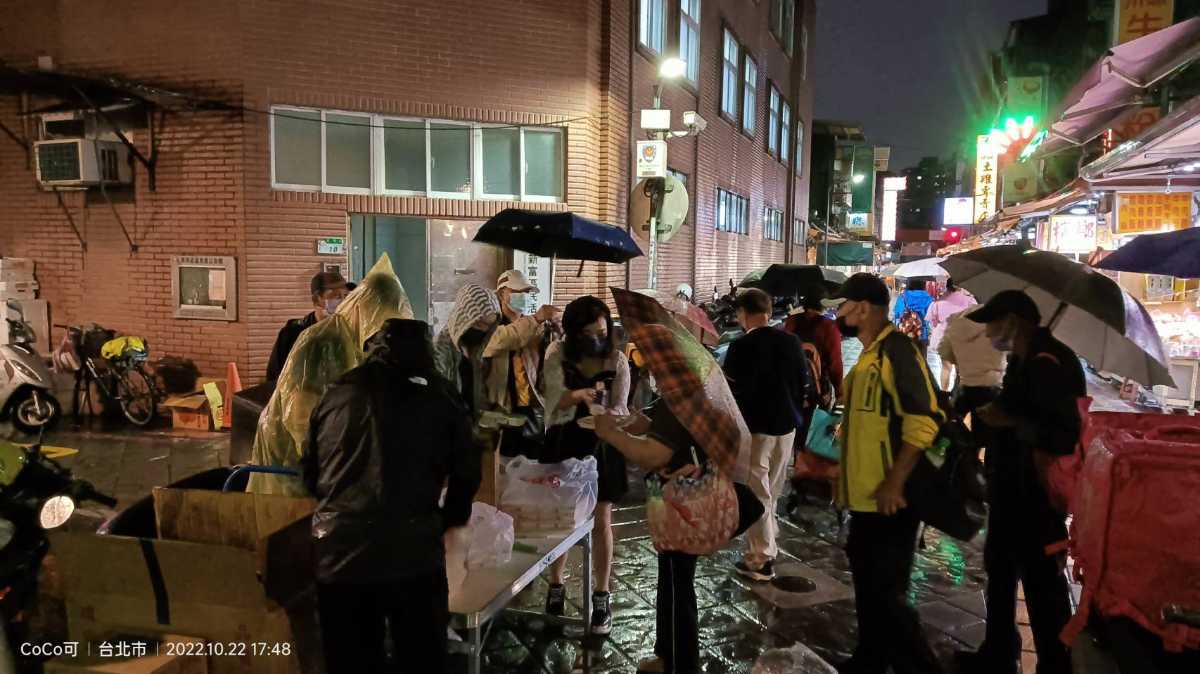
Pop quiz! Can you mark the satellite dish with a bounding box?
[630,176,689,244]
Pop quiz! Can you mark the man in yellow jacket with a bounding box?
[825,273,944,674]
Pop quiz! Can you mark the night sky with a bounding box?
[813,0,1048,170]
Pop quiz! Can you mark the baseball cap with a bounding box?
[966,290,1041,325]
[822,273,890,308]
[497,269,539,293]
[311,271,347,295]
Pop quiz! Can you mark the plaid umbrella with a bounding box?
[632,288,721,346]
[611,287,749,480]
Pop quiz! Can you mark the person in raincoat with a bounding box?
[247,254,413,495]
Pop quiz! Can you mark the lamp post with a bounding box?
[645,57,686,290]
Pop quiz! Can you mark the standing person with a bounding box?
[937,308,1004,421]
[723,288,810,581]
[892,277,934,355]
[302,318,479,674]
[265,271,349,382]
[926,280,976,390]
[826,273,944,674]
[955,291,1083,674]
[783,289,845,402]
[540,295,630,634]
[493,270,553,456]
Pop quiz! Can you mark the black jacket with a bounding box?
[723,326,812,436]
[266,311,318,382]
[301,351,480,584]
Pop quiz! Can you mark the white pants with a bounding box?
[745,431,795,567]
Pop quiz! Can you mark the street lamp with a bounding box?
[852,174,865,184]
[653,57,686,109]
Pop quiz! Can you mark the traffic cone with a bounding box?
[224,361,243,429]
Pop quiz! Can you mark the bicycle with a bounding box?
[55,324,160,426]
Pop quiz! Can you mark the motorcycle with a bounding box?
[0,300,60,434]
[0,431,115,672]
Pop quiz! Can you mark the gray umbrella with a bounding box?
[940,246,1174,387]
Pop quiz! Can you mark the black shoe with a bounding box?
[954,648,1018,674]
[590,591,612,635]
[546,583,566,617]
[735,559,776,582]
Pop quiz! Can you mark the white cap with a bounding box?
[496,269,539,293]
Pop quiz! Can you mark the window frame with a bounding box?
[475,123,521,201]
[426,118,474,200]
[270,105,323,192]
[639,0,667,55]
[320,109,374,195]
[378,116,431,198]
[795,115,806,177]
[716,188,749,236]
[764,207,783,241]
[720,27,740,124]
[770,0,795,57]
[519,126,566,203]
[781,100,792,164]
[741,54,758,137]
[679,0,701,85]
[767,86,781,157]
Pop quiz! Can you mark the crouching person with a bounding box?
[302,318,480,674]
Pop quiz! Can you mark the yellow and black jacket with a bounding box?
[839,325,944,513]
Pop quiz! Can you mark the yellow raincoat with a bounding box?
[247,255,413,494]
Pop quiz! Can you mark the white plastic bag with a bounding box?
[751,643,837,674]
[465,502,515,569]
[500,456,598,534]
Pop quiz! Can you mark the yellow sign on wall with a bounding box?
[973,135,998,224]
[1116,192,1192,234]
[1115,0,1174,45]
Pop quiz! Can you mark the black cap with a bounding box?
[823,273,890,308]
[966,290,1041,325]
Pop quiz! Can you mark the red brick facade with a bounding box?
[0,0,815,381]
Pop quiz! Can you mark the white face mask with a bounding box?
[508,292,527,314]
[323,297,343,315]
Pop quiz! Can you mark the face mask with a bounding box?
[323,297,343,315]
[989,321,1016,352]
[578,335,608,357]
[508,293,527,314]
[836,315,859,339]
[460,327,488,348]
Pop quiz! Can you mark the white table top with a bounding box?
[449,518,594,629]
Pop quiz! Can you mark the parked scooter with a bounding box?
[0,301,59,434]
[0,431,115,672]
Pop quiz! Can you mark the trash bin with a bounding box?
[230,381,274,465]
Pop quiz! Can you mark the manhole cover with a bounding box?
[771,575,818,594]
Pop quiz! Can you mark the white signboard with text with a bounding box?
[513,250,554,314]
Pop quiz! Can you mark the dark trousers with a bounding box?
[655,551,699,674]
[845,510,942,674]
[980,507,1073,674]
[317,570,449,674]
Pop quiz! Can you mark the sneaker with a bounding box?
[735,559,776,582]
[590,591,612,635]
[545,583,566,617]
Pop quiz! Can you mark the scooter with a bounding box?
[0,300,59,434]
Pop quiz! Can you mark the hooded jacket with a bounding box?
[248,255,413,495]
[892,289,935,342]
[301,319,479,583]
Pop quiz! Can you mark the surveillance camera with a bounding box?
[682,111,707,133]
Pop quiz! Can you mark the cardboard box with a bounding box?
[162,394,212,431]
[50,489,319,674]
[44,634,208,674]
[0,257,34,274]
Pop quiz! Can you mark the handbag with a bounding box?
[903,419,987,541]
[805,408,842,462]
[645,461,741,555]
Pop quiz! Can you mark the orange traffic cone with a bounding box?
[224,361,243,429]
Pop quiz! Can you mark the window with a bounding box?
[794,217,806,244]
[795,116,805,176]
[770,0,795,56]
[272,108,321,187]
[639,0,666,53]
[679,0,701,84]
[716,189,748,235]
[767,88,781,156]
[721,30,739,120]
[270,106,565,201]
[781,101,791,163]
[742,56,757,135]
[801,25,809,80]
[668,168,688,186]
[764,208,784,241]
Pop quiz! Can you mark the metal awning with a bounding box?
[0,65,231,113]
[984,180,1091,232]
[1081,93,1200,181]
[1028,17,1200,160]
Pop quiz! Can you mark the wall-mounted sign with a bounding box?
[1114,0,1174,45]
[636,140,667,178]
[973,134,998,224]
[847,212,870,232]
[1048,215,1097,253]
[1002,160,1039,205]
[873,146,891,172]
[513,250,553,313]
[1116,192,1192,234]
[943,197,974,225]
[316,237,346,255]
[1007,76,1046,118]
[172,256,237,321]
[883,176,907,191]
[880,177,906,243]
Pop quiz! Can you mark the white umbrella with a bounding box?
[892,257,949,278]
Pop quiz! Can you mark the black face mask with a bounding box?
[460,327,488,348]
[577,335,608,358]
[836,315,859,339]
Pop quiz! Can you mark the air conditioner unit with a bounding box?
[34,139,132,188]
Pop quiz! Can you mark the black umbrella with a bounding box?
[474,209,643,264]
[738,264,842,298]
[1097,227,1200,279]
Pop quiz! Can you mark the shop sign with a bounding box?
[1114,0,1174,45]
[880,177,905,242]
[1002,160,1039,205]
[943,197,974,225]
[1048,215,1097,253]
[316,237,346,255]
[847,212,870,232]
[1104,107,1163,152]
[973,135,998,224]
[1006,76,1046,118]
[636,140,667,178]
[513,250,553,315]
[1116,192,1192,234]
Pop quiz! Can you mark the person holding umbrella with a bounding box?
[955,290,1083,674]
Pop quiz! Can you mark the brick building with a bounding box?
[0,0,816,381]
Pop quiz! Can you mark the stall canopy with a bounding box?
[983,179,1090,232]
[1028,18,1200,160]
[1081,94,1200,181]
[815,241,874,266]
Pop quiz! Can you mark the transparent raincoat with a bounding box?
[247,255,413,494]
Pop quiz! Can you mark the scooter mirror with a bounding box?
[38,494,75,529]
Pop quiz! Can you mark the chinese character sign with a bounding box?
[1115,0,1174,45]
[513,250,553,314]
[974,135,998,224]
[1048,215,1097,253]
[1116,192,1192,234]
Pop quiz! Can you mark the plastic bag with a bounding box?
[500,456,598,534]
[751,643,837,674]
[465,502,514,569]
